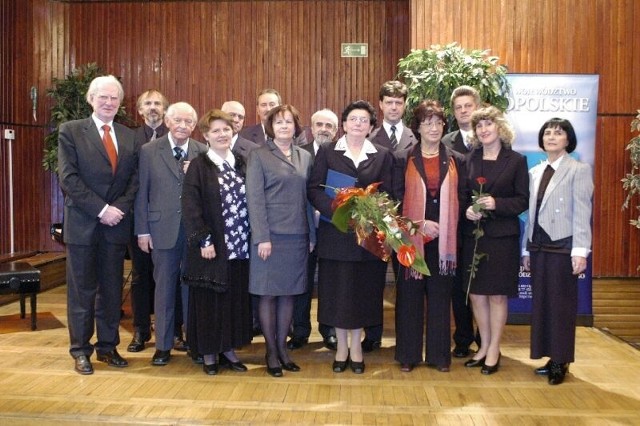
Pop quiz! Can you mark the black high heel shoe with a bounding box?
[548,361,569,385]
[265,355,283,377]
[350,360,365,374]
[481,353,501,375]
[333,358,349,373]
[464,356,485,368]
[219,353,248,372]
[203,363,219,375]
[278,357,301,372]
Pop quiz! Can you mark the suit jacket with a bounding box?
[462,147,529,238]
[240,123,308,146]
[232,134,258,162]
[58,117,138,245]
[307,140,394,261]
[523,155,593,251]
[134,135,209,249]
[246,139,315,244]
[441,130,471,155]
[133,123,168,152]
[368,122,417,151]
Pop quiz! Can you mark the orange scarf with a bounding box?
[403,155,459,276]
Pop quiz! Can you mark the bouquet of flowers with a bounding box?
[329,182,430,276]
[466,176,490,302]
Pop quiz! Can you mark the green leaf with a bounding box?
[331,202,353,233]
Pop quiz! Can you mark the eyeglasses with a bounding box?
[347,116,370,124]
[170,117,195,126]
[227,112,245,120]
[420,120,444,129]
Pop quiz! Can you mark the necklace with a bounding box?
[421,148,439,157]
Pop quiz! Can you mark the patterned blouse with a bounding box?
[217,161,250,260]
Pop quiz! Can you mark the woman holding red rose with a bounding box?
[462,106,529,375]
[392,100,467,372]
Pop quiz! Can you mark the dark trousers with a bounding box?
[291,249,334,339]
[363,259,396,342]
[451,265,477,348]
[394,243,453,366]
[128,235,155,338]
[530,250,578,363]
[67,238,126,358]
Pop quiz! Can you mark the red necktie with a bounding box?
[102,124,118,174]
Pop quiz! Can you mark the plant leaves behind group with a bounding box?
[397,42,510,130]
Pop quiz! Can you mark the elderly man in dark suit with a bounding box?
[135,102,209,366]
[441,85,482,359]
[287,108,338,352]
[365,80,417,352]
[58,75,138,375]
[127,89,169,353]
[239,88,307,146]
[221,100,257,161]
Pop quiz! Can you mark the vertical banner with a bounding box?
[505,74,598,325]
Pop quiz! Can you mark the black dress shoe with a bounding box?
[286,336,308,350]
[452,345,471,358]
[173,336,188,352]
[97,349,128,368]
[548,361,569,385]
[464,357,485,368]
[400,363,414,372]
[481,353,501,375]
[333,358,349,373]
[74,355,94,375]
[535,360,553,376]
[151,349,171,366]
[323,335,338,351]
[278,357,301,372]
[219,354,248,372]
[361,339,381,353]
[127,332,151,353]
[350,360,365,374]
[265,355,283,377]
[187,349,204,364]
[203,363,219,375]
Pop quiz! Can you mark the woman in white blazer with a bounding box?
[522,118,593,385]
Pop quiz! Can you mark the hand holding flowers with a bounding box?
[466,176,490,302]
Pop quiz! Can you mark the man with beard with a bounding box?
[127,90,172,353]
[286,108,338,351]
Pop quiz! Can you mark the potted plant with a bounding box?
[397,42,510,128]
[42,63,130,173]
[622,110,640,231]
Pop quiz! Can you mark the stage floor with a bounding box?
[1,283,639,425]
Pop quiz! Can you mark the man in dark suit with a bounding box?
[135,102,209,366]
[58,75,138,375]
[287,108,338,351]
[363,80,417,352]
[127,89,169,353]
[441,85,482,358]
[221,100,257,161]
[368,80,417,152]
[239,88,307,146]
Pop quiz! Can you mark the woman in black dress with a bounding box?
[393,100,466,373]
[462,106,529,375]
[307,100,394,374]
[181,109,253,375]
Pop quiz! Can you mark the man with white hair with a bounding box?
[287,108,338,351]
[58,75,138,374]
[135,102,208,366]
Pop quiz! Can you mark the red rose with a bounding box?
[476,176,487,185]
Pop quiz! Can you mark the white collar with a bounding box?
[207,149,235,170]
[543,154,566,171]
[383,121,403,136]
[168,133,189,151]
[334,136,377,167]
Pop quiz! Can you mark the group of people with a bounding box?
[58,76,592,386]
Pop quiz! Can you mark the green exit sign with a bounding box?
[341,43,368,58]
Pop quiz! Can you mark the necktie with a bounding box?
[173,146,185,161]
[537,165,555,202]
[389,125,398,149]
[101,125,118,174]
[150,129,157,141]
[462,132,471,151]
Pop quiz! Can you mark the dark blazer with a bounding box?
[133,123,168,152]
[58,117,138,245]
[232,134,258,162]
[368,122,417,151]
[462,147,529,238]
[246,139,315,244]
[441,130,470,155]
[134,135,209,249]
[181,152,248,291]
[307,140,394,262]
[240,123,308,146]
[392,142,467,221]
